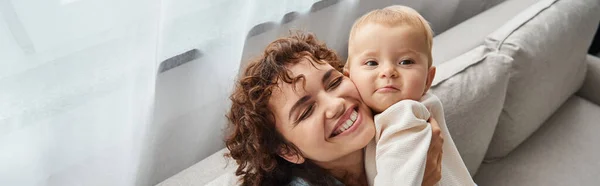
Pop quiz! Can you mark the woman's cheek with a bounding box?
[346,77,362,93]
[339,79,352,92]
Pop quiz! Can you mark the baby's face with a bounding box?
[347,23,434,113]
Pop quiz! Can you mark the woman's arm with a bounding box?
[422,117,443,186]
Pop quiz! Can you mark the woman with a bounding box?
[226,32,444,186]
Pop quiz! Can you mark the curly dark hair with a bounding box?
[225,32,344,186]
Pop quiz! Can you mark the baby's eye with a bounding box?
[399,59,415,65]
[365,60,378,66]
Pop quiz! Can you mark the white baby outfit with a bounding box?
[364,92,475,186]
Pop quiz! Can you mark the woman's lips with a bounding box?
[330,106,357,136]
[336,108,361,137]
[331,107,362,138]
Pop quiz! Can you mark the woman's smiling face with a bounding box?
[269,57,375,165]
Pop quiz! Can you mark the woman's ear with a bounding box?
[278,146,305,164]
[343,66,350,77]
[423,66,436,94]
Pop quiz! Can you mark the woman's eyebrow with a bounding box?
[289,95,311,121]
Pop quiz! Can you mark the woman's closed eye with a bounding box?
[327,76,343,90]
[297,104,314,122]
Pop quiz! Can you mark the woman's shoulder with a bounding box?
[288,177,310,186]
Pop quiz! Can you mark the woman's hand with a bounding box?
[422,117,444,186]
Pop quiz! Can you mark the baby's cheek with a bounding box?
[354,88,374,108]
[355,89,369,103]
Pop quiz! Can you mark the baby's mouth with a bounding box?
[376,85,400,93]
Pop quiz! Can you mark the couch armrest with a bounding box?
[157,148,237,186]
[577,54,600,106]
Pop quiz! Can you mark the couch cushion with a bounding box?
[432,0,538,65]
[474,96,600,185]
[577,55,600,106]
[430,46,510,175]
[483,0,600,159]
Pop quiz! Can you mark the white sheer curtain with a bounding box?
[0,0,316,185]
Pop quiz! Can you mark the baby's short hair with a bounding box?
[348,5,434,66]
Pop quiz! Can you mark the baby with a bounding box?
[343,5,475,186]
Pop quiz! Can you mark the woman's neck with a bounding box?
[314,150,368,186]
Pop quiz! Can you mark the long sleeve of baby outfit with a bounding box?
[364,93,475,186]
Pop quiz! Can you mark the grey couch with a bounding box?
[158,0,600,185]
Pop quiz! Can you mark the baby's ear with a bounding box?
[423,66,436,94]
[277,146,305,164]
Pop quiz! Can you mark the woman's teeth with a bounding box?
[333,110,358,136]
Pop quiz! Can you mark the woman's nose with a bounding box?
[324,97,345,119]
